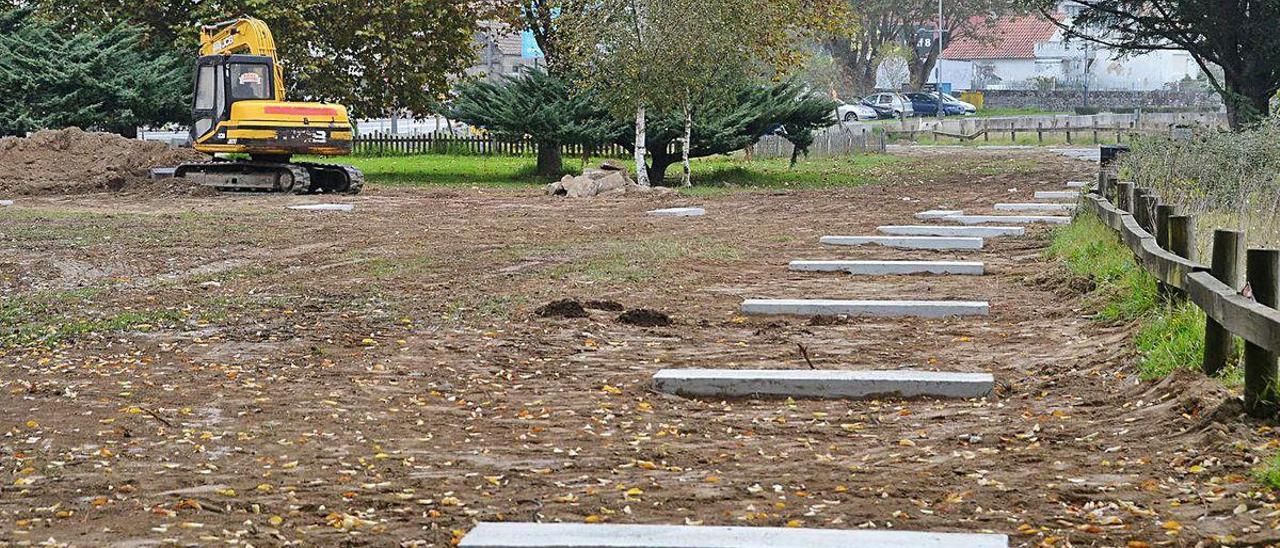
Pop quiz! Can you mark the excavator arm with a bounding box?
[199,17,287,101]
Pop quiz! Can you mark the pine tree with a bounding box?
[0,8,188,137]
[451,68,624,177]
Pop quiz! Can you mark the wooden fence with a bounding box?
[352,133,634,157]
[353,128,887,159]
[886,123,1152,145]
[1087,168,1280,417]
[750,127,887,159]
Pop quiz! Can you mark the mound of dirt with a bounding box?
[617,308,672,327]
[0,128,208,196]
[535,299,589,318]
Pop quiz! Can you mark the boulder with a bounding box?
[545,161,676,198]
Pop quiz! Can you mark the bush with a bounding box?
[1118,117,1280,249]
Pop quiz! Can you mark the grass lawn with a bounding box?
[299,153,911,194]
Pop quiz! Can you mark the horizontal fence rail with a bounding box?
[886,124,1158,145]
[1083,167,1280,417]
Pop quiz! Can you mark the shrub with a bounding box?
[1118,117,1280,249]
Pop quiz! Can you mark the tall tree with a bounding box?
[25,0,487,118]
[1032,0,1280,129]
[562,0,842,185]
[825,0,1015,95]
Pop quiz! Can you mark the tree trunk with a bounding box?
[634,105,650,186]
[680,102,692,187]
[1222,78,1272,130]
[908,48,940,92]
[535,141,562,177]
[647,145,677,187]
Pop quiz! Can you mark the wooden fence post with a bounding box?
[1168,215,1196,263]
[1203,230,1245,376]
[1037,122,1043,144]
[1116,182,1134,212]
[1132,188,1151,231]
[1155,204,1175,250]
[1244,248,1280,417]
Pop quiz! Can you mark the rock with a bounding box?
[599,159,626,171]
[199,281,222,289]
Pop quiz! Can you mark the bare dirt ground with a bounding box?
[1,149,1274,547]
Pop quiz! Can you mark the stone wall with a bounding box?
[978,89,1222,112]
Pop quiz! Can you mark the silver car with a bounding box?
[836,100,880,122]
[862,92,915,119]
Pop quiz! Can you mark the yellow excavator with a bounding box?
[175,17,362,193]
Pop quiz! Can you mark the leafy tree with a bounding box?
[451,68,623,177]
[0,8,187,137]
[1031,0,1280,129]
[24,0,488,118]
[561,0,842,186]
[825,0,1018,94]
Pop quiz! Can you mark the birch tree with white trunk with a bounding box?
[563,0,844,185]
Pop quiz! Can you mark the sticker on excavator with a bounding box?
[278,128,327,143]
[239,72,262,85]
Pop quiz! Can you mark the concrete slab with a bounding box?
[287,204,354,212]
[459,522,1008,548]
[742,298,989,318]
[819,235,983,250]
[0,200,12,207]
[789,260,984,275]
[914,209,963,220]
[994,203,1076,212]
[1034,190,1079,200]
[648,207,706,217]
[876,225,1024,237]
[943,214,1070,225]
[654,369,996,399]
[1065,181,1090,188]
[149,167,176,180]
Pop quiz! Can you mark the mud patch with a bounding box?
[584,299,625,311]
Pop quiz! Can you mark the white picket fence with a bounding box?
[751,126,887,159]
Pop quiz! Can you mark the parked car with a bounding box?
[836,100,880,122]
[904,92,968,116]
[942,93,977,114]
[861,92,915,119]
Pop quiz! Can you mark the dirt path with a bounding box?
[1,149,1272,546]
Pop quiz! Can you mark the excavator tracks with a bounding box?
[174,160,362,194]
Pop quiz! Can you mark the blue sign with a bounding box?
[520,30,543,59]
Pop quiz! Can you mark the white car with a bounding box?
[942,93,977,115]
[836,100,879,122]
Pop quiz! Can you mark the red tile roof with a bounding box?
[942,15,1060,60]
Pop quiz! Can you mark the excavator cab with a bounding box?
[190,54,277,145]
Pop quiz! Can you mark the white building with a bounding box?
[936,11,1201,92]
